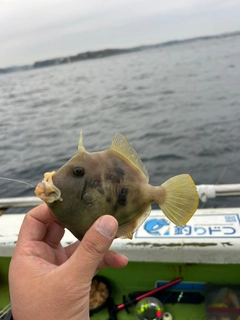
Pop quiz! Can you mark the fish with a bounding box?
[35,132,199,240]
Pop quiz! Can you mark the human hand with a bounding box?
[9,204,128,320]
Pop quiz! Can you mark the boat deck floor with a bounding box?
[1,258,240,319]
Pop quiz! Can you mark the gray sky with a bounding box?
[1,0,240,68]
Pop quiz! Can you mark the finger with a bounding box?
[97,250,128,270]
[64,241,80,258]
[43,221,65,248]
[18,204,55,243]
[68,215,118,282]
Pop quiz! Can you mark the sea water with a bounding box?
[1,35,240,211]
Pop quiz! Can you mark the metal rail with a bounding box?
[0,184,240,209]
[197,184,240,202]
[0,197,43,209]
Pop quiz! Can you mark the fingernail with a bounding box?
[97,216,118,238]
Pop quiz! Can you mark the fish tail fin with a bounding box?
[157,174,199,226]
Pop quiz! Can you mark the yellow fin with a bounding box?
[159,174,199,226]
[120,231,134,240]
[110,133,149,182]
[117,222,134,239]
[117,206,151,239]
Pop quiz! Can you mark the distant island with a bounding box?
[1,30,240,74]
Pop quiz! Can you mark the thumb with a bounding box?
[69,215,118,282]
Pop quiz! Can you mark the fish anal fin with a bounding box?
[156,174,199,226]
[110,133,149,182]
[117,206,151,239]
[117,223,134,239]
[120,231,134,240]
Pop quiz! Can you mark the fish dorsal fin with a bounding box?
[110,133,149,182]
[78,130,87,153]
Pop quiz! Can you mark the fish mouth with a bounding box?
[35,171,62,203]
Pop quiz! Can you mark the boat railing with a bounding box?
[1,184,240,263]
[0,184,240,213]
[0,196,42,208]
[197,184,240,202]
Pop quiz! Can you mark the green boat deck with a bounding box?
[1,259,240,319]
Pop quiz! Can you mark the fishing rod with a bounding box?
[107,278,182,320]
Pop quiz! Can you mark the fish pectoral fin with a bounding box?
[82,188,103,205]
[117,206,151,239]
[82,193,93,204]
[158,174,199,226]
[110,133,149,182]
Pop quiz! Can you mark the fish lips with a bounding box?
[35,171,62,203]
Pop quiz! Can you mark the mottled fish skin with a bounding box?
[35,132,199,240]
[49,149,152,240]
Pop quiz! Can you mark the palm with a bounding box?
[23,220,79,272]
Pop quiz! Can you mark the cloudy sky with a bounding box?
[1,0,240,68]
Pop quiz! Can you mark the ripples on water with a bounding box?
[1,35,240,212]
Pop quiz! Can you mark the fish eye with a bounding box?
[73,166,85,177]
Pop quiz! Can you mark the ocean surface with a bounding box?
[1,35,240,213]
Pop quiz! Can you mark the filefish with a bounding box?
[35,132,199,240]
